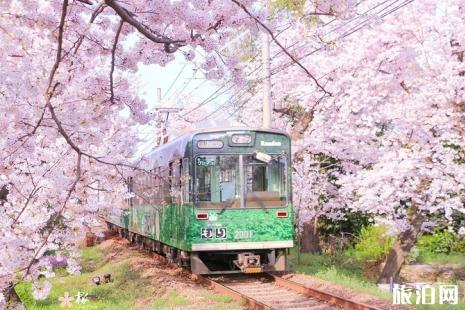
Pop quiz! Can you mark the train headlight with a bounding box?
[253,151,272,163]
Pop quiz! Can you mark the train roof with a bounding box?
[138,127,289,170]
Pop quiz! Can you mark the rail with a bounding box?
[196,273,385,310]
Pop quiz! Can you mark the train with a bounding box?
[106,128,294,274]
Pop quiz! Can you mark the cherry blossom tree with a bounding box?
[230,0,465,281]
[293,153,344,254]
[0,0,269,305]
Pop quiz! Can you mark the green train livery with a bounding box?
[106,128,294,274]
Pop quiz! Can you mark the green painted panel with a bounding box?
[185,205,294,249]
[117,203,293,252]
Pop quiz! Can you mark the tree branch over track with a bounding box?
[74,1,107,54]
[109,19,124,105]
[19,0,84,281]
[104,0,185,53]
[231,0,331,95]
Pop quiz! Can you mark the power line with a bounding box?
[181,0,412,121]
[225,0,416,121]
[181,0,372,118]
[166,69,197,102]
[269,0,415,79]
[162,62,187,100]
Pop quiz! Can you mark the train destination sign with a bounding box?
[197,140,224,149]
[196,156,217,166]
[260,141,281,146]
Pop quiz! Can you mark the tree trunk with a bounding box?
[0,184,8,205]
[301,216,321,254]
[3,283,23,309]
[378,209,425,283]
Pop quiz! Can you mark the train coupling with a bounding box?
[234,253,262,273]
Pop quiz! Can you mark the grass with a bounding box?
[289,249,391,300]
[417,251,465,266]
[150,290,189,309]
[79,246,106,273]
[16,260,153,309]
[290,249,465,309]
[15,245,239,310]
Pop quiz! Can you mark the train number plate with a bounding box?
[200,228,213,239]
[244,267,262,274]
[215,228,227,239]
[234,230,253,239]
[201,227,227,239]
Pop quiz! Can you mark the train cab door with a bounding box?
[168,161,175,242]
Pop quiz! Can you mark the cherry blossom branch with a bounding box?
[23,152,83,279]
[16,107,46,141]
[109,20,123,104]
[20,0,81,279]
[104,0,185,53]
[74,1,106,54]
[231,0,330,95]
[12,153,68,226]
[5,103,47,161]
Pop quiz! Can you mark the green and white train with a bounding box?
[107,128,294,274]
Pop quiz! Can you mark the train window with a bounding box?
[128,177,134,207]
[195,154,287,209]
[161,166,170,202]
[195,155,240,207]
[155,167,162,201]
[168,162,173,188]
[243,155,287,208]
[172,160,181,204]
[182,158,190,203]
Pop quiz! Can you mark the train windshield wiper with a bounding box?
[217,199,234,215]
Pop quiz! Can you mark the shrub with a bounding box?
[405,246,419,264]
[350,225,395,261]
[418,230,465,254]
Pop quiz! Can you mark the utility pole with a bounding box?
[261,2,272,129]
[154,87,183,145]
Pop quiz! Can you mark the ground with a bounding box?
[15,238,242,310]
[15,239,465,310]
[289,250,465,310]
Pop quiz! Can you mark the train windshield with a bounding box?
[195,154,287,208]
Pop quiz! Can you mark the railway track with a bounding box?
[197,273,383,310]
[107,234,385,310]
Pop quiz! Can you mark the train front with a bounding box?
[188,129,293,274]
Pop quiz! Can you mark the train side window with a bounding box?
[172,160,181,204]
[158,167,163,201]
[163,165,171,202]
[150,169,156,204]
[128,176,134,207]
[154,167,160,202]
[165,162,177,204]
[128,177,134,207]
[168,162,173,192]
[182,158,190,203]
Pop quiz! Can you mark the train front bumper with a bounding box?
[191,240,293,251]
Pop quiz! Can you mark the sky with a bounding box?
[133,54,241,154]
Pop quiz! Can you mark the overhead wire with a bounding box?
[162,62,187,100]
[267,0,415,79]
[180,0,371,119]
[223,0,416,121]
[176,0,411,121]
